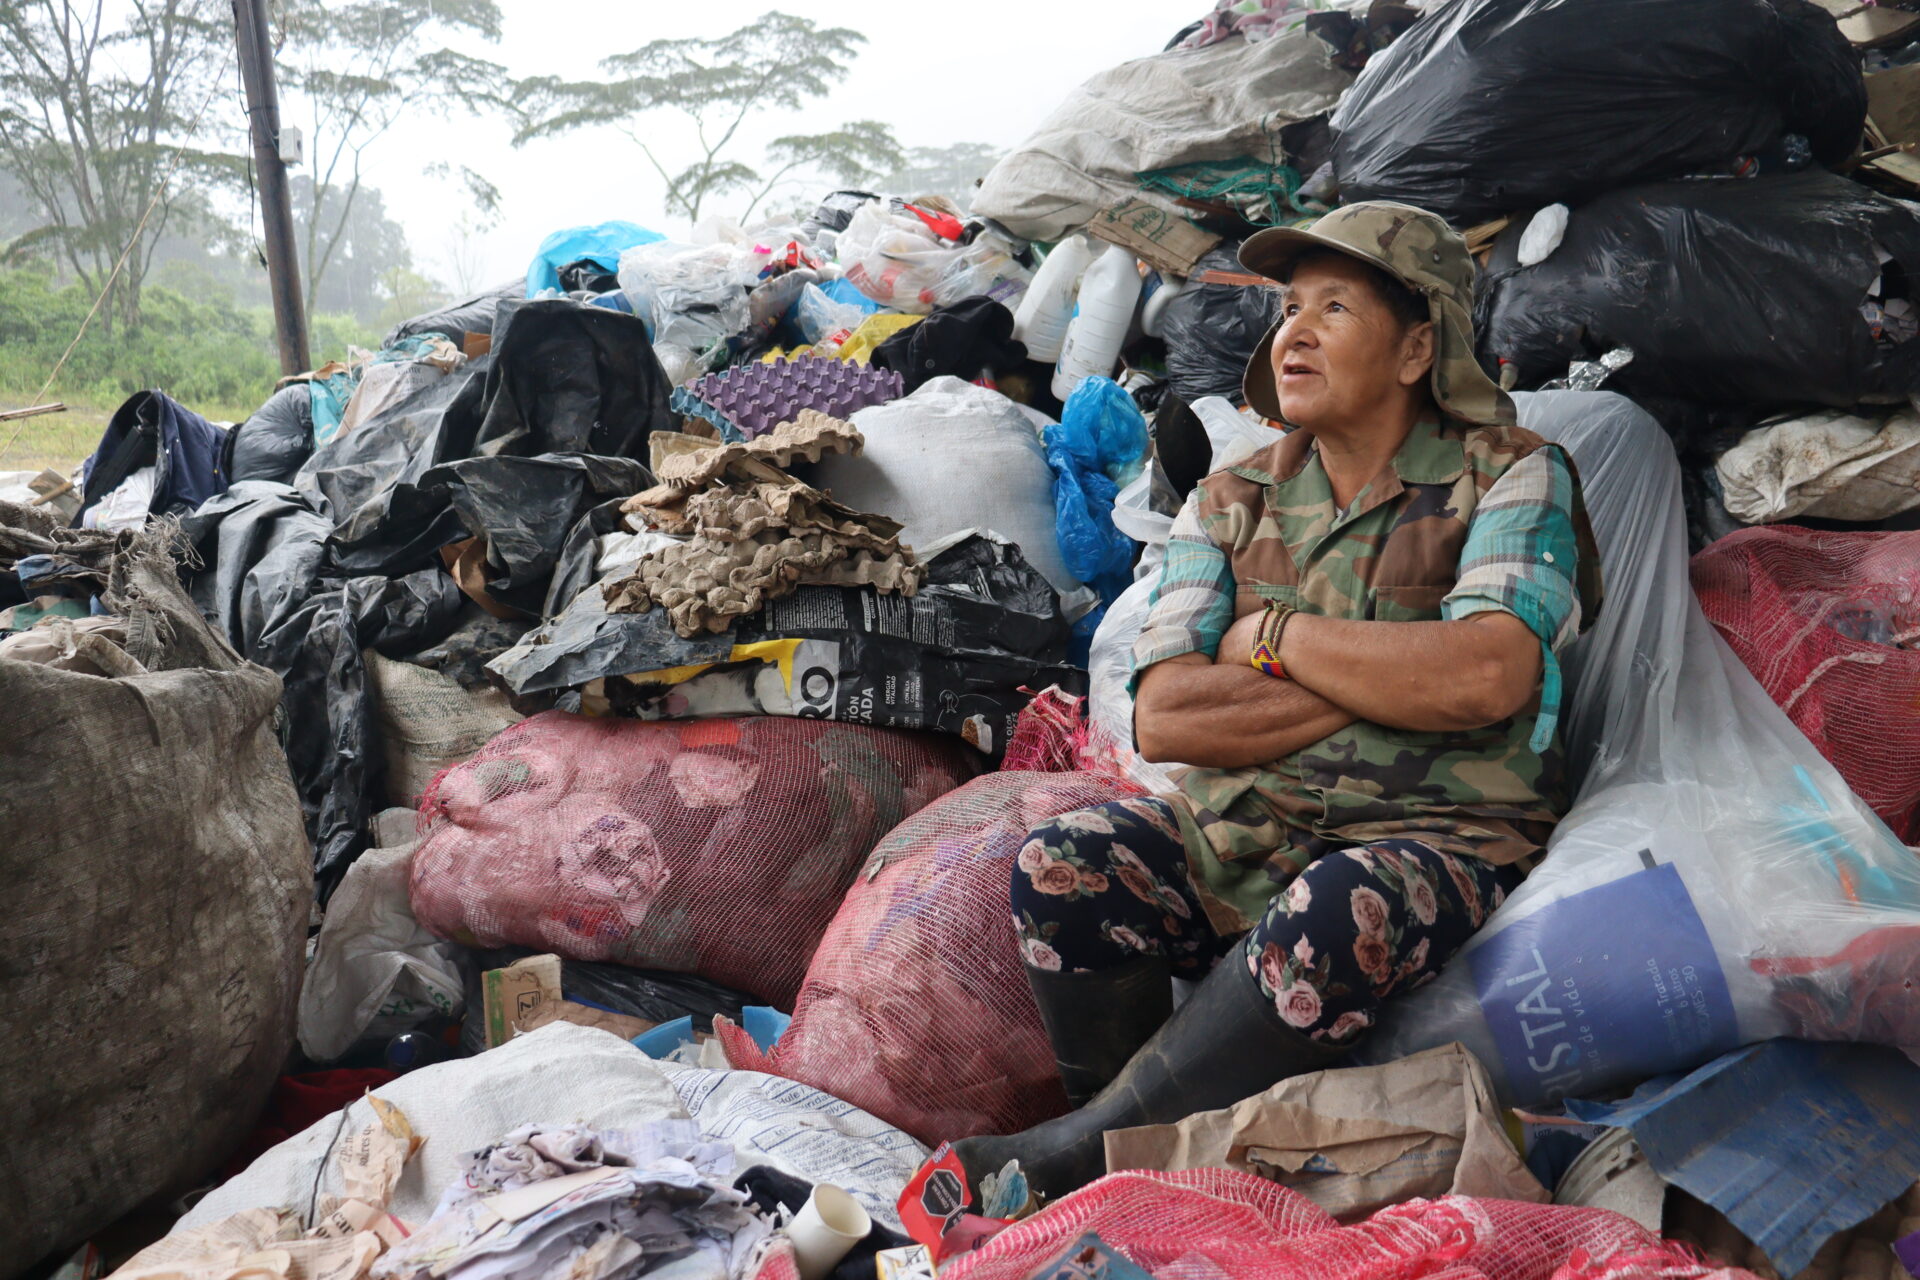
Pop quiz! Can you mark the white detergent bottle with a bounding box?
[1012,232,1095,363]
[1052,241,1144,400]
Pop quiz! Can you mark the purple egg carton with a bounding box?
[688,355,904,440]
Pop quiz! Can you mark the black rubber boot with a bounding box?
[1027,956,1173,1107]
[953,950,1351,1203]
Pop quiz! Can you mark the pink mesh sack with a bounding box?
[869,1169,1753,1280]
[408,712,977,1005]
[1693,526,1920,842]
[718,770,1144,1143]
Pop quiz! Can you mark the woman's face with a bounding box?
[1271,255,1433,433]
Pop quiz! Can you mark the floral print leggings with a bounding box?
[1010,796,1521,1044]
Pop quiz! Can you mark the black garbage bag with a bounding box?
[225,384,314,485]
[328,453,652,613]
[440,299,672,461]
[180,483,467,894]
[1161,241,1281,407]
[1329,0,1866,224]
[871,297,1027,393]
[1476,171,1920,407]
[383,279,521,346]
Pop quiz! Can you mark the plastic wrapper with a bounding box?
[793,282,872,346]
[1359,391,1920,1105]
[297,814,462,1062]
[617,241,754,351]
[835,201,963,314]
[1043,377,1152,603]
[527,220,663,296]
[1329,0,1866,224]
[929,232,1033,310]
[1477,172,1920,407]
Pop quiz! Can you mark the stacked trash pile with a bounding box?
[10,0,1920,1277]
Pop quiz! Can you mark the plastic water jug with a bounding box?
[1052,241,1144,400]
[1012,233,1095,363]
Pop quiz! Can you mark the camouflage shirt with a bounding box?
[1131,414,1603,933]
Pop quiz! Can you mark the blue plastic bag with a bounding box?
[525,220,663,297]
[1043,377,1149,608]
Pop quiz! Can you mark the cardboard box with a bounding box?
[481,954,562,1048]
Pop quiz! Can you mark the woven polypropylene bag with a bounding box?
[0,512,311,1271]
[1693,526,1920,843]
[408,713,976,1005]
[902,1169,1750,1280]
[717,770,1143,1143]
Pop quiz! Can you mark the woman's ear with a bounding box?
[1399,321,1436,388]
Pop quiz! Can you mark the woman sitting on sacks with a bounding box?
[955,203,1603,1199]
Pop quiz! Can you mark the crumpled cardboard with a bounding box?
[607,411,923,636]
[1102,1042,1547,1221]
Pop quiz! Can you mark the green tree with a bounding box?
[0,0,239,329]
[517,11,905,225]
[290,177,413,323]
[274,0,511,324]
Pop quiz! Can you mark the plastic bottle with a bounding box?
[1139,270,1190,339]
[1013,233,1095,363]
[1052,242,1144,401]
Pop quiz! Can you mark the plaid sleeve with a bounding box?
[1128,492,1235,695]
[1442,447,1583,752]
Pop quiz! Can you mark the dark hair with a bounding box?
[1279,248,1429,331]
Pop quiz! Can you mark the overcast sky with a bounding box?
[323,1,1185,289]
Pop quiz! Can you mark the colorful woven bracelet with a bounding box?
[1250,603,1295,679]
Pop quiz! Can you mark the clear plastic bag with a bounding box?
[930,232,1034,310]
[1360,391,1920,1105]
[834,201,962,314]
[617,242,753,351]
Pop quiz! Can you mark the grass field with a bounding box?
[0,404,110,475]
[0,392,263,477]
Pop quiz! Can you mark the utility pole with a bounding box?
[233,0,310,376]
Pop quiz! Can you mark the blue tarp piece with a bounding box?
[525,220,663,297]
[1564,1038,1920,1276]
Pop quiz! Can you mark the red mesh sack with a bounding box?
[1692,526,1920,842]
[408,712,977,1005]
[717,770,1144,1143]
[886,1169,1751,1280]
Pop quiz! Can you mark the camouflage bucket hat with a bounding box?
[1238,201,1515,427]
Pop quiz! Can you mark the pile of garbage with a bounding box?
[9,0,1920,1277]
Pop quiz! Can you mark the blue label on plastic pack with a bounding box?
[1469,860,1738,1104]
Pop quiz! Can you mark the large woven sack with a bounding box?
[408,713,978,1006]
[0,510,310,1274]
[718,770,1143,1143]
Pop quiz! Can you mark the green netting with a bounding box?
[1136,156,1314,222]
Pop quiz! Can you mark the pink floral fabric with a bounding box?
[1010,798,1516,1043]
